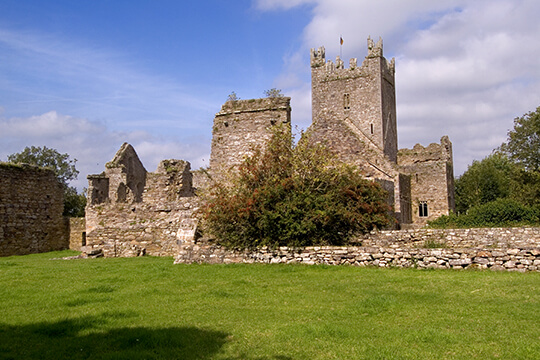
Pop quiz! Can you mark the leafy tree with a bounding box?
[199,127,391,249]
[263,88,284,98]
[7,146,86,217]
[7,146,78,186]
[454,152,518,213]
[501,106,540,171]
[508,168,540,206]
[63,186,87,217]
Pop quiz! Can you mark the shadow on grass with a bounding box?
[0,314,229,360]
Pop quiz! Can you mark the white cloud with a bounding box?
[0,27,218,135]
[0,111,210,190]
[254,0,315,11]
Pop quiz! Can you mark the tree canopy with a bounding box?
[7,146,78,187]
[7,146,86,217]
[501,106,540,171]
[199,127,391,249]
[455,152,518,213]
[433,106,540,228]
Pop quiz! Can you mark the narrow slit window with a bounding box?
[419,201,428,217]
[370,123,374,134]
[343,93,350,110]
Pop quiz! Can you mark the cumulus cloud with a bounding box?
[0,111,210,190]
[257,0,540,175]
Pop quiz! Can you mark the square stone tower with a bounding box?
[311,37,398,163]
[209,97,291,179]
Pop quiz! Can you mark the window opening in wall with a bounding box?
[419,201,428,217]
[343,93,350,110]
[82,232,86,246]
[415,173,419,182]
[370,123,374,134]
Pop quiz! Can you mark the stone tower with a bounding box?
[308,37,406,224]
[209,97,291,179]
[398,136,455,227]
[310,37,398,164]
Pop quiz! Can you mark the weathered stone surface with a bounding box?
[69,217,86,251]
[209,97,291,181]
[85,145,196,257]
[174,227,540,272]
[0,163,68,256]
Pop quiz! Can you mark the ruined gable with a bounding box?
[87,143,147,206]
[85,144,196,257]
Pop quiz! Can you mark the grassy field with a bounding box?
[0,250,538,359]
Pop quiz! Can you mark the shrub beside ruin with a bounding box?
[199,129,391,249]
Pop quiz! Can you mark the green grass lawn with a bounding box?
[0,250,538,359]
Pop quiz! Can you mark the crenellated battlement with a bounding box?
[311,37,395,79]
[310,46,326,67]
[367,36,383,57]
[398,136,454,164]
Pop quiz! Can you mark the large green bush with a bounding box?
[428,198,540,228]
[199,128,391,249]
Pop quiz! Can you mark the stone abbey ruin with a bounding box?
[84,37,454,256]
[2,37,539,270]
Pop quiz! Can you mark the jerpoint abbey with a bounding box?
[3,37,539,271]
[81,37,455,257]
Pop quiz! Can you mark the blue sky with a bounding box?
[1,0,540,189]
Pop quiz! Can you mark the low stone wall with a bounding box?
[174,227,540,272]
[0,163,68,257]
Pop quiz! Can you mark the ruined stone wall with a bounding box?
[398,136,455,227]
[175,227,540,272]
[0,163,68,256]
[85,145,196,257]
[69,217,86,251]
[209,97,291,179]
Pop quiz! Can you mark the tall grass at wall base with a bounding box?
[0,250,539,359]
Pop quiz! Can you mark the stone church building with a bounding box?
[209,37,455,228]
[85,37,455,256]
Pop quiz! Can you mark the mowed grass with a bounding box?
[0,251,538,360]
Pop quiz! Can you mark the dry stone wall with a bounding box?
[175,227,540,272]
[0,163,68,256]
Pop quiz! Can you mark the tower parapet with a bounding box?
[310,46,326,68]
[367,36,383,58]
